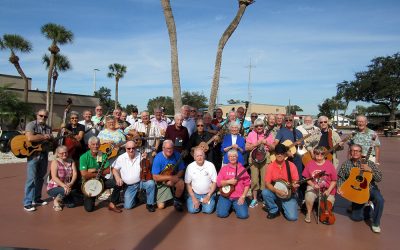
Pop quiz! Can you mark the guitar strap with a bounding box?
[328,129,333,149]
[285,160,293,185]
[292,128,297,149]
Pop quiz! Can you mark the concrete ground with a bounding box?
[0,136,399,250]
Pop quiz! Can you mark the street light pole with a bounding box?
[93,68,100,94]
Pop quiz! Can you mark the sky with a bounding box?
[1,0,399,115]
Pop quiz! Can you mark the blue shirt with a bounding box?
[152,151,186,175]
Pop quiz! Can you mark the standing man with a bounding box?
[91,105,105,130]
[350,115,381,164]
[151,108,168,136]
[127,107,140,126]
[165,113,189,154]
[112,140,156,212]
[152,140,186,211]
[23,109,52,211]
[79,109,99,149]
[181,105,196,136]
[236,106,251,135]
[211,108,224,129]
[275,114,284,130]
[337,144,384,233]
[185,148,217,214]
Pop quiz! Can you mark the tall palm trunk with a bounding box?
[47,43,59,112]
[9,53,29,103]
[115,78,119,110]
[49,69,58,127]
[161,0,182,113]
[208,0,254,114]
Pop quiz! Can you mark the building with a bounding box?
[1,73,99,129]
[217,103,286,117]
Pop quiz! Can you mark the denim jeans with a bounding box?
[23,153,48,206]
[124,180,156,209]
[216,195,249,219]
[262,189,298,221]
[186,193,216,214]
[351,186,384,226]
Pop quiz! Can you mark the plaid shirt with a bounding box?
[337,159,383,188]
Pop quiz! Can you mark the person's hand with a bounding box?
[313,183,320,190]
[323,190,330,197]
[237,196,245,205]
[275,189,288,198]
[228,178,238,185]
[202,195,211,204]
[116,177,124,187]
[170,175,180,184]
[192,197,200,209]
[361,163,372,172]
[231,144,238,149]
[63,184,71,195]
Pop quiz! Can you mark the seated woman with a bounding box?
[47,145,78,211]
[221,122,246,166]
[216,149,250,219]
[302,146,337,223]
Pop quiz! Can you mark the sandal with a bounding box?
[304,213,311,223]
[53,205,63,211]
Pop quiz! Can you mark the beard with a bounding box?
[303,124,314,130]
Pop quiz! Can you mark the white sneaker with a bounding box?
[371,225,381,233]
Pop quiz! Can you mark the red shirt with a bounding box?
[265,160,299,183]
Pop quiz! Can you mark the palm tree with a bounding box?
[41,23,73,112]
[161,0,182,113]
[208,0,254,114]
[107,63,127,110]
[42,53,71,127]
[0,34,32,103]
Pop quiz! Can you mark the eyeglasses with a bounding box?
[58,152,67,155]
[251,116,258,118]
[38,114,48,118]
[255,125,263,128]
[71,117,78,120]
[96,109,102,111]
[319,121,328,124]
[350,150,361,153]
[285,119,293,122]
[197,124,204,127]
[126,147,135,151]
[190,110,196,112]
[314,152,324,155]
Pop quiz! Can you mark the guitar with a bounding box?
[339,135,376,204]
[270,130,321,162]
[301,132,355,166]
[98,140,127,159]
[159,151,187,176]
[219,164,252,198]
[273,171,327,199]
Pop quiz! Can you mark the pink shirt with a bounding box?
[265,160,299,183]
[217,163,250,199]
[302,160,337,195]
[246,130,274,151]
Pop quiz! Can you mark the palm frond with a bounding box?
[41,23,74,45]
[2,34,32,53]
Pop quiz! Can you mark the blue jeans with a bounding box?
[124,180,156,209]
[23,153,48,206]
[351,186,384,226]
[216,195,249,219]
[262,189,298,221]
[186,193,216,214]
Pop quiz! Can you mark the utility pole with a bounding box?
[246,58,256,115]
[93,68,100,94]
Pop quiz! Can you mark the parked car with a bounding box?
[383,121,399,137]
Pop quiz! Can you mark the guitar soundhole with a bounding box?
[355,175,364,182]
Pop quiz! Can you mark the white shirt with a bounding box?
[124,121,161,153]
[112,152,141,185]
[231,134,238,145]
[184,160,217,195]
[182,117,196,137]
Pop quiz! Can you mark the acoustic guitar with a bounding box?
[270,130,320,162]
[339,135,376,204]
[98,141,126,159]
[301,132,355,166]
[10,134,70,158]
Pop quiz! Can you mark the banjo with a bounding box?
[273,170,326,199]
[81,147,114,197]
[219,164,251,198]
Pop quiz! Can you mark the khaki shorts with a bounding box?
[305,185,335,205]
[156,184,173,204]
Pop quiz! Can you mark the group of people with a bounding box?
[21,104,384,233]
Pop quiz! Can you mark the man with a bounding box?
[211,108,224,129]
[151,107,168,136]
[296,115,321,161]
[65,111,85,162]
[152,140,185,211]
[79,109,100,149]
[160,107,172,125]
[337,144,384,233]
[246,118,275,208]
[350,115,381,164]
[203,112,218,135]
[181,105,196,136]
[23,109,52,211]
[275,114,284,130]
[112,141,156,212]
[113,108,126,130]
[265,114,279,138]
[91,105,105,130]
[120,111,131,130]
[296,115,319,137]
[189,107,197,119]
[79,136,122,213]
[165,113,189,153]
[249,112,258,132]
[262,143,299,221]
[124,111,160,159]
[185,148,217,214]
[127,107,140,126]
[236,106,251,135]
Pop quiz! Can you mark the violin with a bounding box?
[319,193,335,225]
[140,154,152,181]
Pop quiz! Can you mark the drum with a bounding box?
[81,179,104,197]
[273,180,291,199]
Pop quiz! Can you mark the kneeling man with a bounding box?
[112,140,156,212]
[185,148,217,214]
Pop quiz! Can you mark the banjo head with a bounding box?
[273,181,290,199]
[82,179,104,197]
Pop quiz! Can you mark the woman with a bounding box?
[216,149,250,219]
[47,145,78,211]
[97,116,126,145]
[65,111,85,162]
[221,122,245,166]
[302,146,337,223]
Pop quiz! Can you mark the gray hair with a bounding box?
[227,149,238,158]
[318,116,329,123]
[88,136,100,145]
[70,111,79,118]
[254,118,264,126]
[229,121,240,130]
[174,113,183,120]
[350,143,363,153]
[36,109,49,115]
[55,145,68,156]
[356,115,368,123]
[163,139,174,148]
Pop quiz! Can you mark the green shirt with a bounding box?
[79,150,110,171]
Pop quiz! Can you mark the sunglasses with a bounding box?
[71,117,78,120]
[38,114,48,118]
[197,124,204,127]
[251,116,258,118]
[319,121,328,124]
[126,147,135,151]
[285,119,293,122]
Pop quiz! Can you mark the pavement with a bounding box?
[0,137,399,250]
